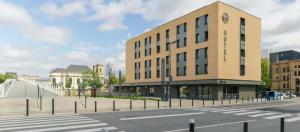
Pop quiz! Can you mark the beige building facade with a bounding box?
[271,60,300,94]
[93,64,105,84]
[123,2,261,99]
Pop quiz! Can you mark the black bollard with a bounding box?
[189,119,195,132]
[180,97,182,107]
[26,98,29,116]
[281,118,285,132]
[40,96,42,111]
[85,95,87,108]
[95,101,97,112]
[157,99,160,109]
[75,101,77,114]
[130,100,132,111]
[169,97,172,108]
[202,97,204,106]
[236,97,238,104]
[144,99,146,110]
[52,98,54,115]
[244,122,248,132]
[113,100,116,111]
[192,97,194,107]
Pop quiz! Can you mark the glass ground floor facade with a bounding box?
[115,80,261,100]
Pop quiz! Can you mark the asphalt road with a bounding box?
[81,100,300,132]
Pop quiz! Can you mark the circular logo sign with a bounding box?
[222,12,229,24]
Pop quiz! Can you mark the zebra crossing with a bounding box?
[194,107,300,123]
[0,115,119,132]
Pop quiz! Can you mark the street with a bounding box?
[0,100,300,132]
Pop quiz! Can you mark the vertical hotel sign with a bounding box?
[222,12,229,62]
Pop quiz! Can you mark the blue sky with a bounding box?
[0,0,299,77]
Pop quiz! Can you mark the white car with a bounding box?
[283,93,296,99]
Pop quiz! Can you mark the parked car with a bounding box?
[283,93,296,99]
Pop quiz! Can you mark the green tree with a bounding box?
[65,78,72,89]
[0,73,15,84]
[261,58,271,91]
[81,71,103,89]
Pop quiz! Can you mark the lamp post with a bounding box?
[167,40,177,100]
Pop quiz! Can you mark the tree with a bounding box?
[65,78,72,89]
[81,71,103,89]
[261,58,271,91]
[0,73,14,84]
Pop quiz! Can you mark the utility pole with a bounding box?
[119,70,122,96]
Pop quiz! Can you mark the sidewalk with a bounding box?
[0,97,298,117]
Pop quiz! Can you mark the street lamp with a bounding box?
[167,40,177,100]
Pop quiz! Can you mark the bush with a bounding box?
[97,95,160,101]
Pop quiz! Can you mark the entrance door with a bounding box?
[223,86,239,99]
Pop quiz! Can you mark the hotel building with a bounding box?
[122,2,261,99]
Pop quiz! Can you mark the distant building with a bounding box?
[271,60,300,94]
[270,50,300,64]
[93,64,105,84]
[49,65,91,93]
[17,74,41,81]
[270,50,300,94]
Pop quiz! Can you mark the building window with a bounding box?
[196,65,200,75]
[205,31,208,41]
[241,49,245,57]
[156,58,160,67]
[283,67,286,73]
[166,56,170,65]
[196,49,200,59]
[177,25,180,35]
[204,14,208,25]
[166,29,170,51]
[204,64,208,74]
[184,52,187,61]
[240,65,245,76]
[195,33,199,43]
[156,33,160,53]
[184,37,187,47]
[283,83,286,89]
[204,48,208,58]
[184,23,187,32]
[196,14,208,43]
[157,70,160,78]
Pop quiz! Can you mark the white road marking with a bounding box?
[0,120,99,131]
[222,110,249,114]
[65,127,118,132]
[164,120,256,132]
[248,112,277,117]
[286,117,300,122]
[264,114,292,119]
[16,123,108,132]
[0,118,93,128]
[211,109,238,112]
[120,112,205,121]
[235,111,262,115]
[0,115,80,121]
[0,116,90,125]
[0,115,88,123]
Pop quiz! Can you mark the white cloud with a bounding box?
[74,42,101,51]
[40,1,87,17]
[65,50,90,62]
[0,0,70,44]
[0,44,31,59]
[104,51,125,71]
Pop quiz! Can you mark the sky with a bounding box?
[0,0,299,77]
